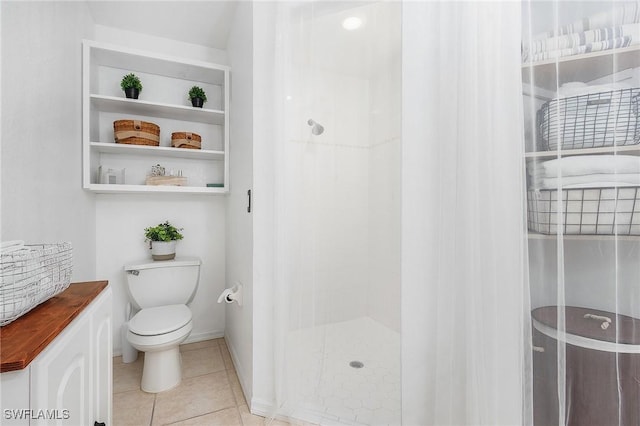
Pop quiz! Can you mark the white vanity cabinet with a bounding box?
[82,40,230,194]
[0,283,112,426]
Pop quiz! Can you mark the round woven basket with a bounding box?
[171,132,201,150]
[114,120,160,146]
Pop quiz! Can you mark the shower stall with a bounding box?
[266,2,402,424]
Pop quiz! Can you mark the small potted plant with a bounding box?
[121,73,143,99]
[144,221,183,261]
[188,86,207,108]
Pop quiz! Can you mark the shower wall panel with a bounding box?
[284,62,371,328]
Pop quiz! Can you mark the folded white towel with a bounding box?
[534,173,640,189]
[557,81,633,98]
[562,181,640,189]
[532,155,640,178]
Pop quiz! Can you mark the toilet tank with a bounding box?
[124,257,201,309]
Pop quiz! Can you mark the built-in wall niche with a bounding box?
[82,39,230,194]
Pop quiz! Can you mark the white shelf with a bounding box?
[522,45,640,91]
[90,95,224,125]
[88,40,228,85]
[86,184,227,195]
[525,144,640,159]
[90,142,224,160]
[82,39,230,195]
[528,232,640,241]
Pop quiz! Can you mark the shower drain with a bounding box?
[349,360,364,369]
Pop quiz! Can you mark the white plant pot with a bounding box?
[150,241,176,261]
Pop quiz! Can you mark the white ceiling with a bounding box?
[86,1,238,50]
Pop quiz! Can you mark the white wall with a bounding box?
[284,63,371,327]
[251,0,277,408]
[1,1,96,281]
[93,24,228,65]
[529,240,640,318]
[91,28,230,354]
[225,0,254,404]
[96,195,226,354]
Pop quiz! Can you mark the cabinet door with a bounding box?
[91,289,112,426]
[30,317,91,426]
[0,369,30,426]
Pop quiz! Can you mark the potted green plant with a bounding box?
[121,73,143,99]
[188,86,207,108]
[144,221,183,261]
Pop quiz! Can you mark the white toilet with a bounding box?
[124,257,201,393]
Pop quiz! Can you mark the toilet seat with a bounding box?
[129,304,192,336]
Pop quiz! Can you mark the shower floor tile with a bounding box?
[286,317,401,425]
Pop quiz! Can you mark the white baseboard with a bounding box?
[185,330,225,344]
[250,397,275,418]
[225,336,252,405]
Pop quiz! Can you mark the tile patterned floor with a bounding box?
[113,338,289,426]
[285,317,401,425]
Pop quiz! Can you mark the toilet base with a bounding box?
[141,346,182,393]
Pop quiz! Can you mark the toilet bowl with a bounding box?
[127,304,193,392]
[124,258,201,393]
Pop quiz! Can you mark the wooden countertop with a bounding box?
[1,281,108,372]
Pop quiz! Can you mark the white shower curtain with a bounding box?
[522,2,640,426]
[402,2,531,425]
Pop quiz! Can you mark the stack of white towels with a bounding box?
[522,2,640,63]
[529,155,640,190]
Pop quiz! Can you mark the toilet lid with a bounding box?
[129,304,192,336]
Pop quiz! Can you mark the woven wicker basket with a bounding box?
[171,132,201,150]
[114,120,160,146]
